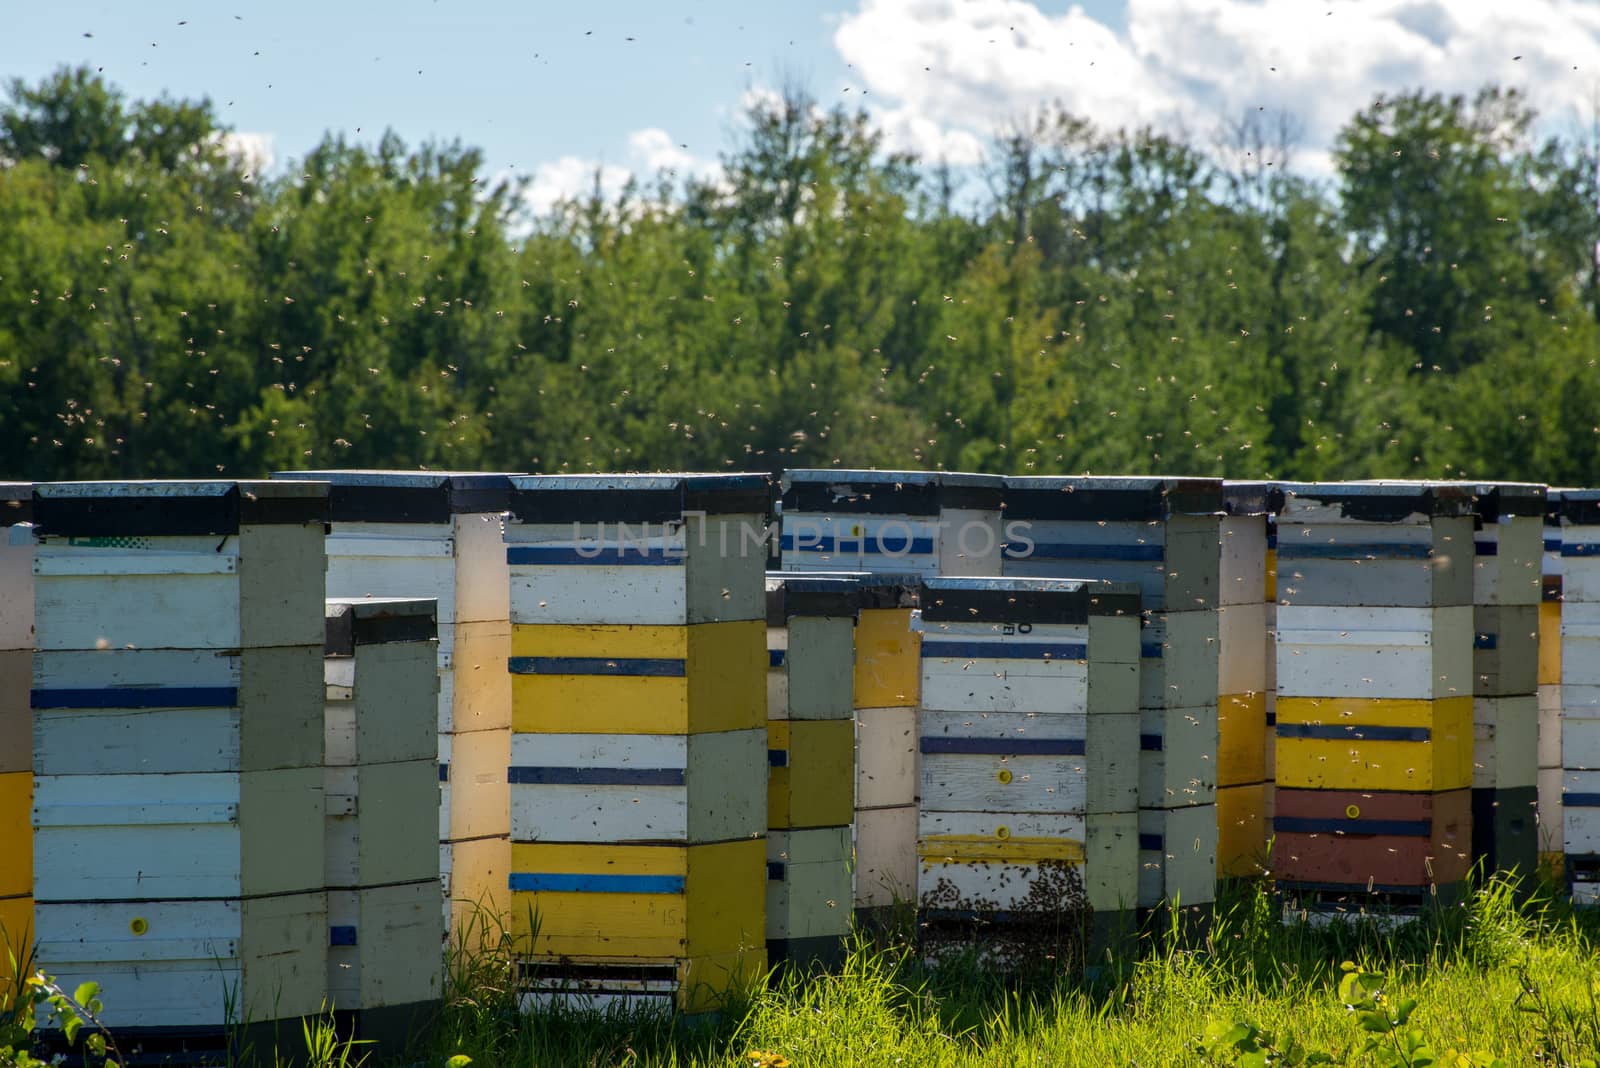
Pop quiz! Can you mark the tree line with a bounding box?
[1,67,1596,484]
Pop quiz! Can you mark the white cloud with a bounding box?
[520,127,724,218]
[524,155,631,216]
[834,0,1600,172]
[875,107,987,165]
[219,131,276,172]
[627,127,719,180]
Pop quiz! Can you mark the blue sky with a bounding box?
[3,1,1594,211]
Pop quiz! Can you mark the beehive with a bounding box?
[765,574,857,968]
[1273,482,1475,911]
[1461,483,1544,878]
[0,484,32,952]
[276,470,516,931]
[846,572,922,921]
[914,577,1141,960]
[323,598,443,1047]
[1003,477,1222,911]
[1539,491,1567,868]
[30,480,330,1033]
[1217,483,1282,878]
[780,471,1005,578]
[503,474,769,1012]
[1558,490,1600,902]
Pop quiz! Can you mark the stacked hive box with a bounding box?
[502,474,769,1011]
[1273,482,1475,911]
[323,598,444,1046]
[779,471,1005,578]
[1559,490,1600,902]
[0,484,31,950]
[30,481,329,1034]
[764,574,856,968]
[1539,492,1566,868]
[847,573,923,921]
[1002,477,1222,912]
[277,471,515,930]
[1217,483,1282,878]
[914,577,1141,959]
[1465,483,1545,878]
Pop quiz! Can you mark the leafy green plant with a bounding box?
[1198,1018,1335,1067]
[2,972,124,1068]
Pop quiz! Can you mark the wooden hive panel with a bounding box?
[781,514,940,577]
[768,719,854,830]
[853,608,921,710]
[1216,782,1267,877]
[1217,692,1268,789]
[1275,605,1472,701]
[1473,604,1539,698]
[1137,804,1218,908]
[780,470,940,577]
[1137,610,1219,711]
[1561,521,1600,602]
[1540,599,1563,688]
[448,620,513,734]
[1275,518,1473,609]
[1139,704,1220,811]
[853,806,917,911]
[0,771,30,904]
[1218,602,1269,695]
[1472,695,1539,792]
[508,729,766,845]
[1471,784,1537,878]
[766,827,852,964]
[1219,514,1269,608]
[1471,512,1544,607]
[33,892,326,1030]
[1275,695,1472,793]
[1565,769,1600,854]
[856,705,916,812]
[771,614,855,722]
[32,535,325,652]
[937,476,1007,577]
[506,514,767,627]
[507,839,765,962]
[510,621,765,735]
[1273,786,1472,890]
[1562,602,1600,710]
[327,881,443,1020]
[1001,517,1221,613]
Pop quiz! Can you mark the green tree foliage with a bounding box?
[0,65,1596,484]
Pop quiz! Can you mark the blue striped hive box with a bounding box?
[323,598,442,1047]
[1000,477,1223,911]
[913,577,1141,961]
[780,470,1005,578]
[501,474,770,1012]
[1272,482,1478,911]
[30,480,330,1033]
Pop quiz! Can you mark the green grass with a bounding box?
[10,875,1600,1067]
[428,874,1600,1068]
